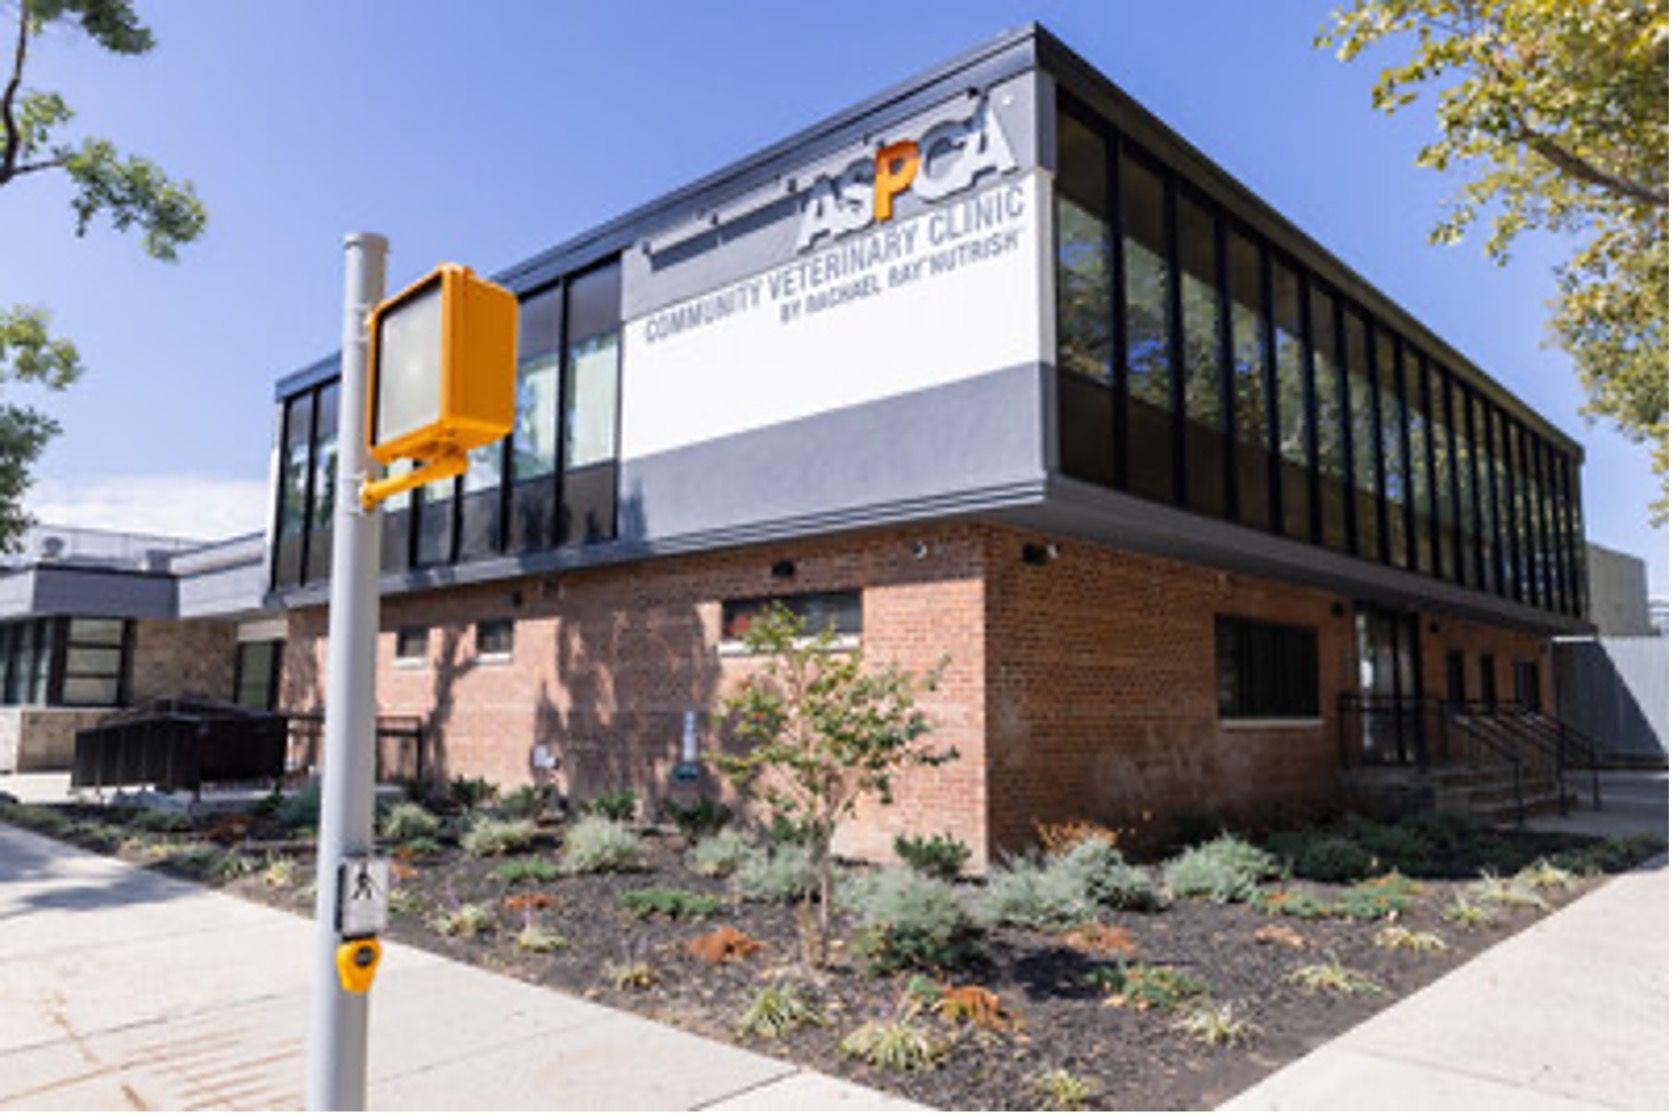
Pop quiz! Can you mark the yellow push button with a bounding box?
[335,937,382,995]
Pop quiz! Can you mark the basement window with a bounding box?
[720,590,860,653]
[476,619,514,661]
[1215,615,1319,720]
[394,626,429,666]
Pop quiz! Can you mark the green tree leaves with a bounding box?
[1319,0,1669,518]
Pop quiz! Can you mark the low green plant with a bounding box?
[131,808,195,833]
[381,801,441,843]
[1035,1069,1096,1111]
[514,924,569,953]
[387,888,424,918]
[1288,957,1383,996]
[838,1011,945,1072]
[276,785,321,830]
[1337,872,1421,920]
[495,856,562,885]
[1090,961,1207,1011]
[1264,832,1376,883]
[261,857,299,889]
[839,866,983,973]
[618,887,722,920]
[603,959,658,990]
[497,784,553,821]
[1172,1002,1258,1046]
[1515,858,1577,892]
[736,982,826,1039]
[428,902,495,938]
[1164,835,1279,903]
[1375,925,1447,953]
[211,851,258,881]
[688,830,753,878]
[734,843,813,902]
[1470,871,1548,911]
[1442,896,1498,927]
[558,816,641,874]
[893,832,972,881]
[582,790,637,822]
[449,776,498,810]
[461,816,538,858]
[0,803,73,835]
[981,839,1164,929]
[397,835,443,858]
[1549,833,1666,875]
[1250,886,1336,919]
[664,797,733,842]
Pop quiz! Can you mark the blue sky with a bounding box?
[0,0,1664,590]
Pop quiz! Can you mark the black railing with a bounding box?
[72,697,290,794]
[283,711,429,785]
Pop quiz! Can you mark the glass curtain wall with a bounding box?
[1178,193,1225,518]
[561,261,622,544]
[1273,262,1310,541]
[1404,348,1433,576]
[508,288,563,551]
[1345,310,1380,559]
[1376,331,1406,567]
[1122,151,1173,503]
[1311,287,1349,553]
[1055,109,1116,486]
[274,392,313,587]
[1228,229,1270,531]
[305,382,339,584]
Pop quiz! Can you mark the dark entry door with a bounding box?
[1354,605,1423,762]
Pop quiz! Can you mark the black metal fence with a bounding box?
[72,697,290,793]
[283,712,429,785]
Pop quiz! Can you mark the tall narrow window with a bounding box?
[59,618,127,706]
[1376,329,1406,567]
[1488,407,1513,597]
[1310,286,1348,552]
[1122,152,1172,503]
[508,288,562,552]
[1055,109,1116,487]
[305,382,339,584]
[1228,230,1269,531]
[561,260,621,545]
[1272,262,1309,541]
[1472,394,1497,593]
[1178,194,1224,518]
[1344,309,1380,560]
[1404,348,1433,576]
[274,392,314,588]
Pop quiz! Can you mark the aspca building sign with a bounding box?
[795,97,1017,251]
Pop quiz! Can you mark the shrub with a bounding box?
[132,808,195,833]
[0,803,72,836]
[734,843,813,902]
[1250,886,1336,920]
[1337,872,1421,920]
[893,832,971,881]
[603,960,658,990]
[736,983,825,1039]
[211,851,258,881]
[1442,896,1498,927]
[381,802,441,843]
[582,790,637,823]
[1515,858,1577,892]
[460,816,537,857]
[838,1014,946,1072]
[449,776,498,810]
[619,887,722,920]
[1288,958,1383,996]
[689,830,753,878]
[664,797,732,842]
[1265,832,1375,883]
[396,835,443,858]
[1036,1069,1096,1111]
[276,786,321,831]
[1172,1002,1257,1046]
[1470,871,1548,911]
[1340,816,1441,875]
[494,856,562,885]
[514,925,569,953]
[1549,833,1665,874]
[839,866,983,973]
[498,784,553,821]
[765,810,815,847]
[980,852,1097,929]
[1164,835,1279,903]
[1056,839,1166,911]
[1375,925,1447,953]
[261,857,298,889]
[428,902,495,938]
[1090,961,1206,1011]
[558,816,641,874]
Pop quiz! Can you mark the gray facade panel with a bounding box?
[618,363,1047,544]
[26,568,176,620]
[1555,636,1669,758]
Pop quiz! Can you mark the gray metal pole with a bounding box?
[306,231,388,1111]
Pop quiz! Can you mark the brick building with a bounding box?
[268,25,1590,866]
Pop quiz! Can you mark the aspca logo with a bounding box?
[795,96,1018,251]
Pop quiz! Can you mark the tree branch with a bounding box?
[10,153,63,176]
[1515,128,1669,209]
[0,2,29,184]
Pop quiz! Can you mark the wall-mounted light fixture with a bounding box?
[910,540,930,561]
[1021,542,1059,567]
[771,559,797,580]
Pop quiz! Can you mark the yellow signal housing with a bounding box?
[335,937,382,995]
[362,263,517,508]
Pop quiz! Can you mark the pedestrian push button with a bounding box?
[335,937,382,995]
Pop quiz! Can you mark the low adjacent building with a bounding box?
[0,525,279,773]
[265,24,1592,863]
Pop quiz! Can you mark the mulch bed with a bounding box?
[6,803,1658,1111]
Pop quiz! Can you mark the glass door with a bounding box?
[1354,605,1423,762]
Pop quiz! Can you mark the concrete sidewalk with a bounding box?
[1223,854,1669,1111]
[0,823,915,1111]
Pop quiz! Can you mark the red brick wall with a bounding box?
[280,519,1558,867]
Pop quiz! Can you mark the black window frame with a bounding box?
[1215,614,1320,719]
[475,618,515,659]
